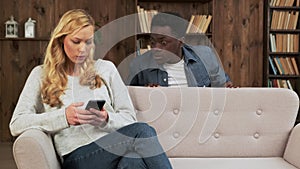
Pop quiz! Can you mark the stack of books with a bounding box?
[269,56,299,76]
[270,0,299,30]
[268,79,294,90]
[186,14,212,34]
[137,5,158,33]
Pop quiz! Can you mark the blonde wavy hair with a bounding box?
[41,9,102,107]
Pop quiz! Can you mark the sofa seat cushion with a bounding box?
[170,157,298,169]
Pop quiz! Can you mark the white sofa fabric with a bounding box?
[12,87,300,169]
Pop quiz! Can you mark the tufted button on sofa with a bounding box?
[12,87,300,169]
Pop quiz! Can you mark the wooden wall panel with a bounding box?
[0,40,48,141]
[0,0,15,38]
[249,0,264,86]
[213,0,264,87]
[53,0,103,22]
[0,41,2,141]
[0,0,55,38]
[0,0,54,142]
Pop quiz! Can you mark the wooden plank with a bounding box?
[249,0,264,86]
[223,0,236,85]
[0,41,15,141]
[213,0,264,87]
[0,41,3,141]
[236,0,248,86]
[213,0,226,77]
[0,0,15,38]
[0,40,47,141]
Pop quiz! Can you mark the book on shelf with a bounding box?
[290,10,299,29]
[294,34,299,52]
[291,57,300,75]
[136,38,151,56]
[281,79,289,88]
[279,57,290,74]
[137,5,158,33]
[268,79,272,87]
[269,79,294,90]
[269,56,278,75]
[273,56,300,75]
[277,11,285,29]
[201,15,212,33]
[285,57,296,74]
[287,34,291,52]
[270,0,299,30]
[271,0,297,7]
[272,34,299,52]
[287,79,294,90]
[186,14,212,34]
[274,57,285,74]
[283,11,290,29]
[271,11,279,29]
[270,34,277,52]
[188,15,202,33]
[276,34,282,51]
[186,15,195,34]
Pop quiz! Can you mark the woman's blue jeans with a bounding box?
[62,122,172,169]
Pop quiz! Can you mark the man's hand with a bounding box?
[145,83,160,87]
[224,81,234,88]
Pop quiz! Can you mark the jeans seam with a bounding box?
[67,140,133,163]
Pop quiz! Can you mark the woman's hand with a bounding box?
[65,102,108,126]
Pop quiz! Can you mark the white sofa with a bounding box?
[12,87,300,169]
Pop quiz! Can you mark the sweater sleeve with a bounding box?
[97,60,137,131]
[9,66,69,136]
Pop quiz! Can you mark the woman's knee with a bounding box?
[132,122,157,138]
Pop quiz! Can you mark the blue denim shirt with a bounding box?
[127,45,229,87]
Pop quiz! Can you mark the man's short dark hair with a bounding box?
[151,12,188,38]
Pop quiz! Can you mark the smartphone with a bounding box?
[85,100,106,111]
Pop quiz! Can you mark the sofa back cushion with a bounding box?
[127,87,299,158]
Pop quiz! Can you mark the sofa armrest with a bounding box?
[13,129,61,169]
[284,124,300,168]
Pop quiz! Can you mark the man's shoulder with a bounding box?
[184,44,212,53]
[183,45,214,61]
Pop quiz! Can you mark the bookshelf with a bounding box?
[264,0,300,123]
[136,0,214,51]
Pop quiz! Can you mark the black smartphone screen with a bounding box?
[85,100,106,110]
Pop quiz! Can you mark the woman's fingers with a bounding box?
[65,103,108,126]
[76,108,108,126]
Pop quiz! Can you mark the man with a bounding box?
[127,12,233,87]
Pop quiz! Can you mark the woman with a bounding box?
[9,9,172,169]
